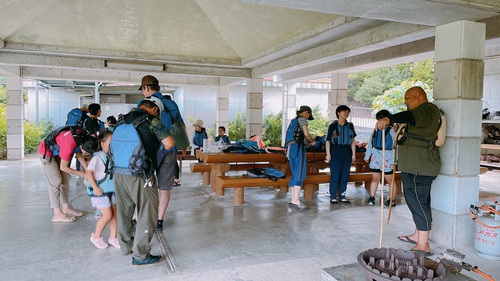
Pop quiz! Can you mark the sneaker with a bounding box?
[132,255,162,267]
[384,199,396,207]
[156,220,163,231]
[90,233,108,249]
[368,196,375,206]
[108,237,121,249]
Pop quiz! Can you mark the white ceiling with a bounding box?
[1,0,500,90]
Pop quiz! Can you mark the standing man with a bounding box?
[113,97,174,266]
[375,86,441,256]
[139,75,184,231]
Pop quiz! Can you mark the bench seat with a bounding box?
[216,171,402,205]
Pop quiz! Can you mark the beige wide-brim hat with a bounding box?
[193,119,204,127]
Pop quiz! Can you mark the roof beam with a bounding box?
[241,17,385,68]
[2,42,242,67]
[20,66,232,87]
[0,53,251,79]
[239,0,500,26]
[252,21,434,78]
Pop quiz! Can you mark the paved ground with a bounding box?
[0,153,499,281]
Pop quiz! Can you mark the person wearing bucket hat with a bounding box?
[286,106,316,209]
[192,119,208,154]
[139,75,185,231]
[325,105,357,204]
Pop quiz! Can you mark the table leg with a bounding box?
[233,188,244,205]
[210,163,230,196]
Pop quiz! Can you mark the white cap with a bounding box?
[143,96,164,113]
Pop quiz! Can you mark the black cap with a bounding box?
[297,105,314,120]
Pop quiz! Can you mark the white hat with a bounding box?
[143,96,164,113]
[193,119,204,127]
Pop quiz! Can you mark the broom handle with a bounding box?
[379,130,385,248]
[387,147,397,224]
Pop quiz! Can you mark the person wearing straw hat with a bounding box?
[192,119,208,152]
[375,86,441,256]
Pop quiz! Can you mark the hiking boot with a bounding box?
[90,233,108,249]
[384,199,396,207]
[367,196,375,206]
[132,255,162,267]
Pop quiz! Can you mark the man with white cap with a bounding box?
[139,75,184,231]
[113,96,174,266]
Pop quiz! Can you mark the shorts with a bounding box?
[370,168,393,174]
[90,193,116,209]
[156,150,176,190]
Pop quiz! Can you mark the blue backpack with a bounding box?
[247,167,286,182]
[371,127,393,150]
[66,108,87,128]
[109,114,153,181]
[86,151,114,196]
[285,118,304,147]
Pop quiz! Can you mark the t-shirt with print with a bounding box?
[37,130,78,161]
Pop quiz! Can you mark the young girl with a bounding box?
[86,129,120,249]
[325,105,357,204]
[364,110,396,207]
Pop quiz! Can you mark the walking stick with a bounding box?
[379,130,385,248]
[386,145,397,225]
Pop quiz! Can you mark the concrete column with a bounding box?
[246,78,263,138]
[281,83,298,145]
[431,20,485,248]
[216,85,229,131]
[6,74,24,160]
[329,73,348,120]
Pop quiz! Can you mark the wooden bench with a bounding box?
[216,171,402,205]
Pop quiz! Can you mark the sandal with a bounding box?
[288,202,309,209]
[173,181,181,186]
[330,198,338,204]
[51,216,76,223]
[65,210,84,217]
[340,198,351,204]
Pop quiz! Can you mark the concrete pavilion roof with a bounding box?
[1,0,500,92]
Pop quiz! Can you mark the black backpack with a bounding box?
[43,125,88,162]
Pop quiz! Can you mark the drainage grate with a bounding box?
[357,248,449,281]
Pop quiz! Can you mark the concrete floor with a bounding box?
[0,153,499,281]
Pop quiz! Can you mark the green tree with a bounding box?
[228,112,246,140]
[409,59,434,87]
[371,81,433,115]
[262,112,282,146]
[308,106,330,137]
[348,59,434,106]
